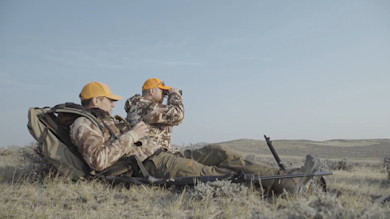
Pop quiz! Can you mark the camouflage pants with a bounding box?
[143,144,279,189]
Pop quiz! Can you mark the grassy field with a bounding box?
[0,139,389,218]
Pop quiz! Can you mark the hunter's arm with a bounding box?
[69,117,140,171]
[145,92,184,126]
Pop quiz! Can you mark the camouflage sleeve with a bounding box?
[70,117,140,171]
[145,92,184,126]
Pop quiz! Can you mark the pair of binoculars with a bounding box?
[163,90,183,96]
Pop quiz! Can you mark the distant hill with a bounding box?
[182,139,390,160]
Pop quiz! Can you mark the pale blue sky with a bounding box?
[1,0,389,147]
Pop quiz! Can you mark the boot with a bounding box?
[272,153,320,195]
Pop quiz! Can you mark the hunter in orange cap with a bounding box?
[142,78,172,91]
[79,81,122,115]
[138,78,179,104]
[79,81,122,101]
[124,77,184,149]
[70,82,152,172]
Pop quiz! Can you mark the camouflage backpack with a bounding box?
[27,103,101,179]
[27,102,150,181]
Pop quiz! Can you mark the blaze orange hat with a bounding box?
[142,78,171,90]
[79,82,122,101]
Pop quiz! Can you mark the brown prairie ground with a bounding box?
[0,139,389,218]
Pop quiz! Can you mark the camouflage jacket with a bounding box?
[124,92,184,151]
[69,108,160,171]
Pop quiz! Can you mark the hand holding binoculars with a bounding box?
[163,89,183,96]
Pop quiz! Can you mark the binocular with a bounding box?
[163,90,183,96]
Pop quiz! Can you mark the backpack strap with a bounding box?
[132,155,149,177]
[38,126,49,145]
[51,103,105,134]
[102,121,119,141]
[94,155,150,178]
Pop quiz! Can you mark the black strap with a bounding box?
[51,103,105,134]
[132,156,149,177]
[102,120,119,141]
[94,155,150,178]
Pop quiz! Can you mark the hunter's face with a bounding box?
[152,87,164,103]
[96,97,115,114]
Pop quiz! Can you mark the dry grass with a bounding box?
[0,140,389,218]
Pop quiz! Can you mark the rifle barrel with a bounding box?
[240,171,333,182]
[105,171,333,186]
[264,135,286,171]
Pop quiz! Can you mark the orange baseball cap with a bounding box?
[142,78,171,90]
[79,82,122,101]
